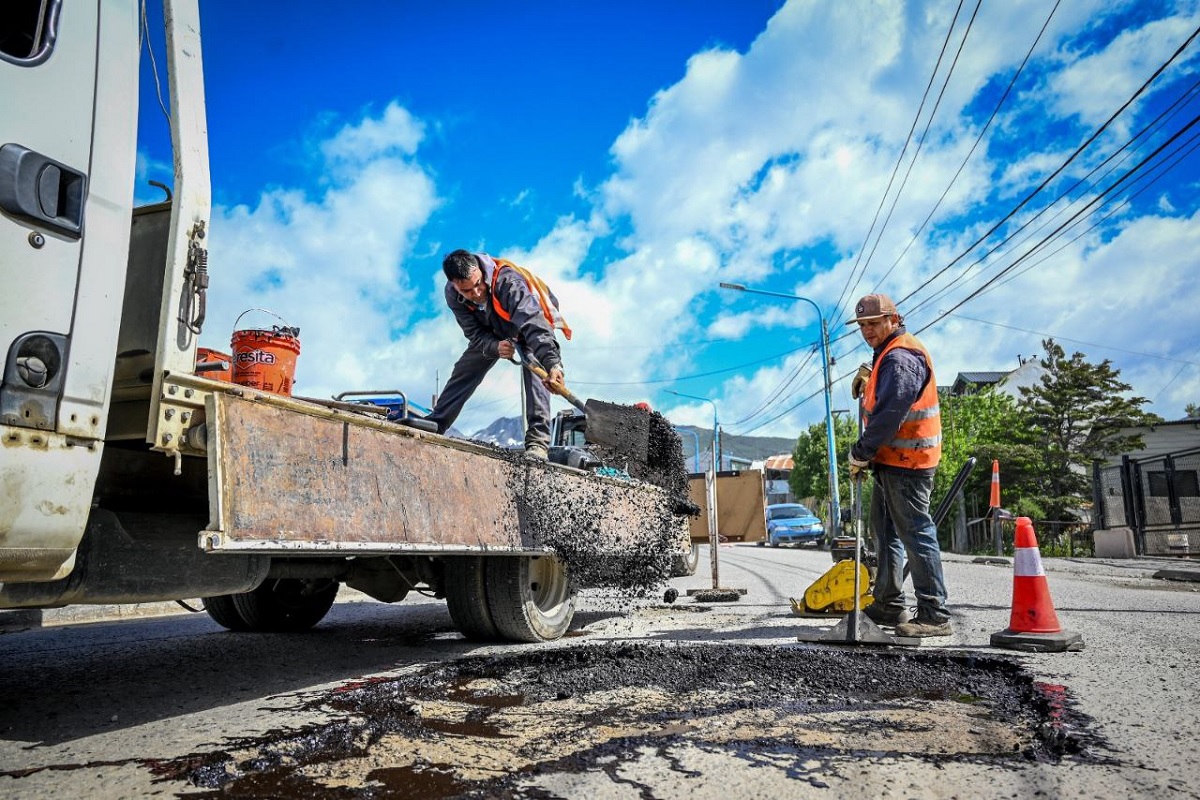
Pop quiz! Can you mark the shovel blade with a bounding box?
[583,399,650,462]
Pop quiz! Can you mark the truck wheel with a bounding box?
[202,594,251,632]
[669,542,701,577]
[230,578,339,632]
[443,556,501,641]
[485,555,575,642]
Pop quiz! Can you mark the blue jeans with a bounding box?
[869,468,949,624]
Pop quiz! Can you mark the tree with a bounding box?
[1187,402,1199,419]
[1017,338,1159,520]
[789,413,858,521]
[938,388,1042,519]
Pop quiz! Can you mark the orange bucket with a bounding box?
[195,347,233,382]
[230,310,300,396]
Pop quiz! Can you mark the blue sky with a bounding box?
[136,0,1200,442]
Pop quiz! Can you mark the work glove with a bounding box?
[850,362,872,400]
[848,454,871,479]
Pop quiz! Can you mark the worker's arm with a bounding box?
[851,347,929,462]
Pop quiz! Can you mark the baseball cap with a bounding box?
[846,294,898,325]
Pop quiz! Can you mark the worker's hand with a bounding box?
[850,362,872,400]
[848,454,871,479]
[544,365,565,392]
[497,340,516,360]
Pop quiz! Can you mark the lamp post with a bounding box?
[667,390,720,472]
[673,426,702,473]
[667,389,722,588]
[719,282,841,531]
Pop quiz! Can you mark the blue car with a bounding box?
[761,503,825,547]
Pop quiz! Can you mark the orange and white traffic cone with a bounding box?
[989,459,1001,509]
[991,517,1084,652]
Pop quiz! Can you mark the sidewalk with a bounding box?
[945,550,1200,582]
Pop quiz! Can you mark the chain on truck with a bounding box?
[0,0,690,642]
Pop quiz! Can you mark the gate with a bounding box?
[1094,447,1200,557]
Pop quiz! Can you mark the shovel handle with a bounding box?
[516,359,586,413]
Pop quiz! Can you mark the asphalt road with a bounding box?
[1,544,1197,798]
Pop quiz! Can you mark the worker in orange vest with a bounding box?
[428,250,570,460]
[847,293,950,638]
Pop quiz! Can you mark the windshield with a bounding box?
[769,506,811,520]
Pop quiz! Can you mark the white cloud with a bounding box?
[200,103,441,400]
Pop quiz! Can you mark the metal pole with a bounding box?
[719,283,840,531]
[706,427,720,588]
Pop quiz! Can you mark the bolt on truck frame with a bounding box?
[0,1,687,641]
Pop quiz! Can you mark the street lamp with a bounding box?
[666,390,720,472]
[667,389,723,588]
[719,282,841,530]
[673,426,702,473]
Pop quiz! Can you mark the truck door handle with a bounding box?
[0,143,87,238]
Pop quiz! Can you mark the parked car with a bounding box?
[760,503,825,547]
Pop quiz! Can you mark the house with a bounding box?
[948,359,1044,399]
[753,454,794,505]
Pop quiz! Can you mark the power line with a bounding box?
[872,0,1061,294]
[894,23,1200,318]
[944,312,1200,366]
[832,0,967,322]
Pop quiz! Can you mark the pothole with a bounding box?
[150,642,1107,797]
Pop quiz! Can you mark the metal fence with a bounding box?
[961,516,1093,557]
[1093,447,1200,557]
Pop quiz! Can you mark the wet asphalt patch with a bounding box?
[148,642,1108,798]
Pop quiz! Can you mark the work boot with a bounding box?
[895,617,952,637]
[863,604,911,627]
[524,443,548,461]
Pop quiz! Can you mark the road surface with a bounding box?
[1,544,1197,798]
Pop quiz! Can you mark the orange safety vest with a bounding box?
[489,258,573,340]
[862,332,941,470]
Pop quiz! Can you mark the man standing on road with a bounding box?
[847,294,951,638]
[427,250,569,460]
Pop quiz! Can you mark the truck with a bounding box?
[0,0,689,642]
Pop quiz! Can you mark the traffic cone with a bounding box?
[991,517,1084,652]
[989,460,1000,509]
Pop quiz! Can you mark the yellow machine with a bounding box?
[790,559,873,616]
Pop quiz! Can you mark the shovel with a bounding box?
[514,355,649,462]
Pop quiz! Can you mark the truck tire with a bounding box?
[670,542,701,576]
[443,556,501,641]
[202,594,252,632]
[485,555,575,642]
[229,578,339,632]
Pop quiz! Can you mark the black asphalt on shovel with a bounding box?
[515,355,649,461]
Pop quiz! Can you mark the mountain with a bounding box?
[673,424,795,469]
[467,417,795,464]
[469,416,524,448]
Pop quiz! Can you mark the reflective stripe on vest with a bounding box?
[489,258,573,340]
[862,332,941,469]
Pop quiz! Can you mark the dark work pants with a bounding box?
[869,468,950,624]
[426,347,552,449]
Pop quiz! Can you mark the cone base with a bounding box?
[991,628,1084,653]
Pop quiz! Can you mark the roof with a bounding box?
[956,371,1010,384]
[763,454,794,470]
